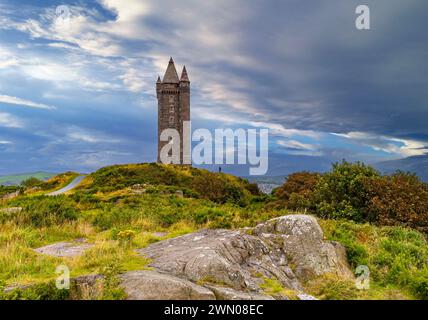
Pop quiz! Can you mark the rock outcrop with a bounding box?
[1,190,21,201]
[124,214,353,300]
[120,270,216,300]
[34,239,93,257]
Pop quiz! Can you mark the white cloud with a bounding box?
[0,112,23,128]
[0,94,56,110]
[0,47,19,69]
[66,127,121,144]
[277,140,317,150]
[250,121,321,139]
[332,131,428,157]
[0,140,12,144]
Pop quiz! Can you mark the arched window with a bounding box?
[169,116,174,125]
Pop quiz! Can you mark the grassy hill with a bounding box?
[0,172,56,186]
[0,163,427,300]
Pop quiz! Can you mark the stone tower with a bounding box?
[156,57,190,164]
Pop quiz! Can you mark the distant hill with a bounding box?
[0,172,57,186]
[246,176,285,194]
[376,155,428,181]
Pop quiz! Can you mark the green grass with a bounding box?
[318,220,428,299]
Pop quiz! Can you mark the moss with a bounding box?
[260,277,299,300]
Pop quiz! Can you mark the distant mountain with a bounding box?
[0,172,57,186]
[375,155,428,181]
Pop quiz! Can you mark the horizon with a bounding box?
[1,1,427,177]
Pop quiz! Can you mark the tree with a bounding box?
[313,161,380,221]
[364,172,428,233]
[21,177,43,188]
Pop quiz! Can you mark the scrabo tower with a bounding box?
[156,57,190,164]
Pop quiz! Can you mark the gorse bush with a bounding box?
[273,161,428,233]
[273,172,320,211]
[364,172,428,233]
[313,161,380,222]
[21,177,43,188]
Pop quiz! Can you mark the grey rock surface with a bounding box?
[34,240,94,257]
[133,214,353,300]
[206,285,275,300]
[120,270,216,300]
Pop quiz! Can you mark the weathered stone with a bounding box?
[120,270,216,300]
[138,229,302,292]
[152,231,168,238]
[206,285,274,300]
[0,207,23,214]
[156,58,190,164]
[25,186,41,194]
[252,215,354,280]
[175,190,184,197]
[34,240,94,257]
[297,293,318,300]
[1,190,20,200]
[137,214,353,300]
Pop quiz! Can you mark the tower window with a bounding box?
[169,116,174,125]
[170,106,174,113]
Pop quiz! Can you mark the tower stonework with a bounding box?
[156,58,190,164]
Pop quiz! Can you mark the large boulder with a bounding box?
[135,214,353,299]
[120,270,216,300]
[251,214,354,280]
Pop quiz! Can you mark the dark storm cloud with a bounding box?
[210,0,428,140]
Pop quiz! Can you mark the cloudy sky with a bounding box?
[0,0,427,175]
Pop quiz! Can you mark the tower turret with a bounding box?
[156,58,191,165]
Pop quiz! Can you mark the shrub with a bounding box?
[364,172,428,233]
[275,172,320,201]
[313,161,380,222]
[4,196,78,227]
[191,208,233,228]
[0,185,22,198]
[21,177,43,188]
[92,207,142,230]
[0,281,70,300]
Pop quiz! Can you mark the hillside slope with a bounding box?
[0,172,56,186]
[0,163,427,300]
[376,155,428,181]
